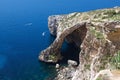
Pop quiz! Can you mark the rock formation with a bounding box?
[39,7,120,80]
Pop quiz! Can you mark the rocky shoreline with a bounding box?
[40,7,120,80]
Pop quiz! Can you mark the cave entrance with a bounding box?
[60,41,80,64]
[60,25,87,64]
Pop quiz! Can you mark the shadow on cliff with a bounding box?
[59,41,80,64]
[58,24,87,64]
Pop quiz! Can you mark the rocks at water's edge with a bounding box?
[39,7,120,80]
[68,60,78,67]
[55,64,60,69]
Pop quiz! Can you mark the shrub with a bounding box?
[111,50,120,69]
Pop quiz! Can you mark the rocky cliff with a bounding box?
[39,7,120,80]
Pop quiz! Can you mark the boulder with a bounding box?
[55,64,60,69]
[68,60,78,67]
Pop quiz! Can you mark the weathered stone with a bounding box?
[39,7,120,80]
[55,64,60,69]
[39,23,86,63]
[68,60,77,66]
[48,15,64,36]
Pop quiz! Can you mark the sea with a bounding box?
[0,0,119,80]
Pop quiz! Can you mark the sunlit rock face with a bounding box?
[39,14,87,63]
[72,21,120,80]
[48,15,64,36]
[39,7,120,80]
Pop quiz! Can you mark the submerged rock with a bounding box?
[39,7,120,80]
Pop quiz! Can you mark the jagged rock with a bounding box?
[39,7,120,80]
[39,22,86,63]
[68,60,77,67]
[54,66,76,80]
[48,15,64,36]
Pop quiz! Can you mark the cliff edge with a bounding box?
[39,7,120,80]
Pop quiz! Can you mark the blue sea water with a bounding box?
[0,0,120,80]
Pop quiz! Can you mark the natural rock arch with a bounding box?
[39,22,87,63]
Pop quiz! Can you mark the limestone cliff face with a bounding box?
[39,13,87,63]
[39,7,120,80]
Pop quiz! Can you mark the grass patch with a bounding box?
[111,50,120,69]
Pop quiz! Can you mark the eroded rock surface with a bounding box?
[39,7,120,80]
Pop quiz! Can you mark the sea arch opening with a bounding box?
[60,23,87,64]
